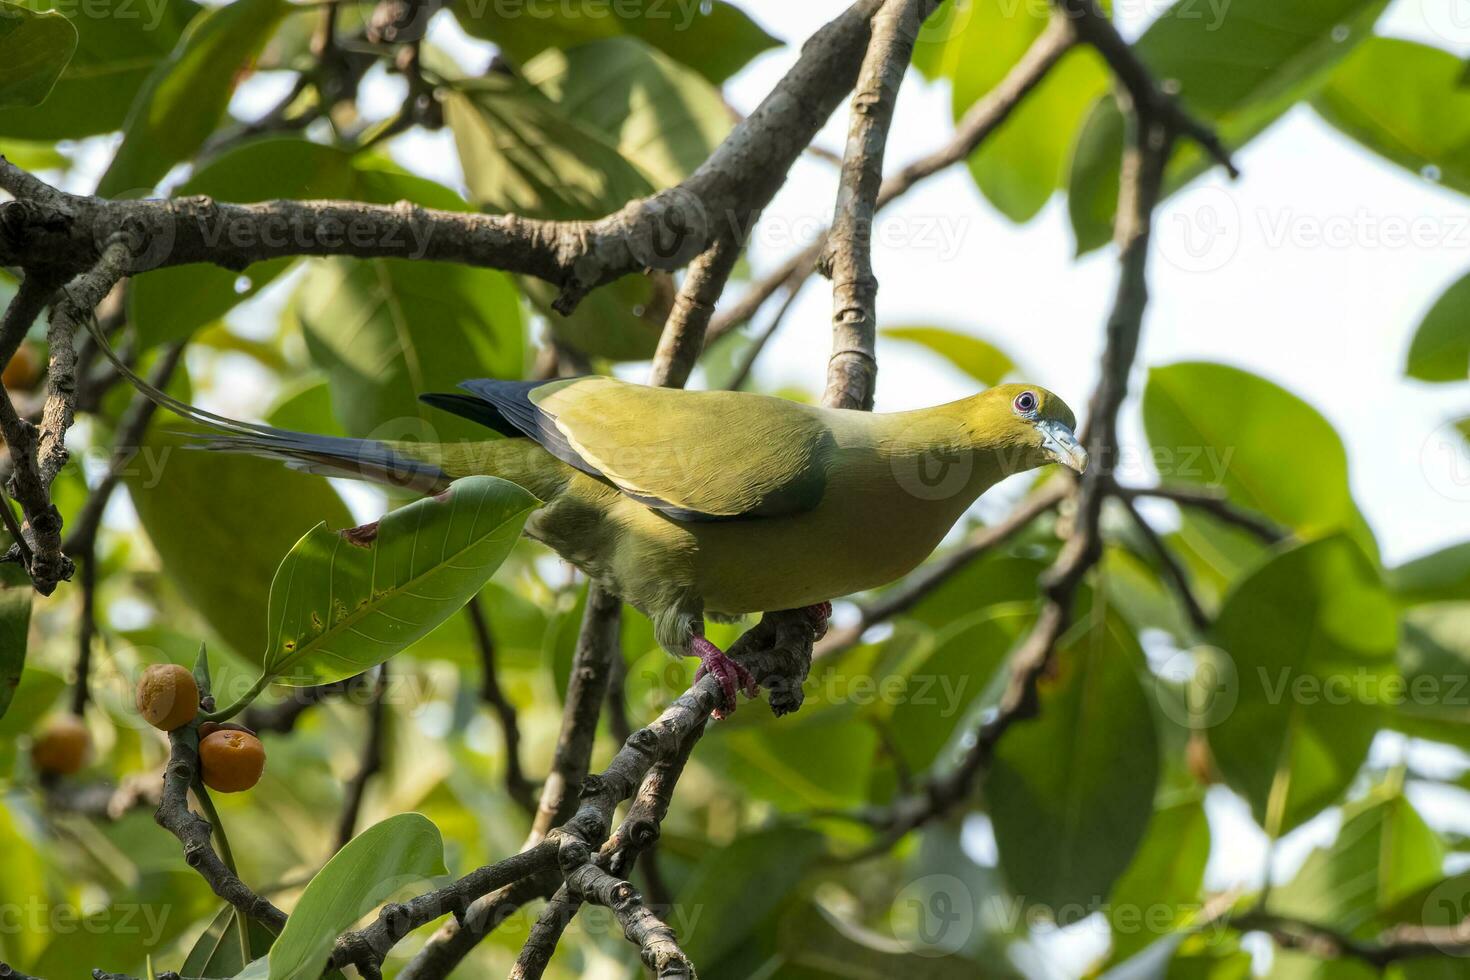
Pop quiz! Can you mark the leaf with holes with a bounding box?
[262,476,538,686]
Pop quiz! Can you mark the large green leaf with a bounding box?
[1067,0,1388,252]
[881,325,1017,387]
[1391,603,1470,750]
[0,0,76,108]
[521,272,669,361]
[1315,37,1470,198]
[1270,784,1444,934]
[920,0,1108,222]
[295,257,524,442]
[126,423,352,665]
[97,0,287,196]
[130,141,471,350]
[1106,797,1210,962]
[524,36,731,189]
[1143,362,1376,557]
[1206,536,1398,833]
[1404,269,1470,383]
[267,813,447,980]
[263,476,537,686]
[0,563,29,721]
[181,904,276,979]
[677,828,826,967]
[989,613,1159,912]
[0,0,197,139]
[889,605,1028,774]
[445,78,655,221]
[451,0,778,85]
[1388,541,1470,605]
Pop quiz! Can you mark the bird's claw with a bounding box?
[692,636,758,719]
[802,601,833,640]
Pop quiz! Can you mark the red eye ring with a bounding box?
[1013,391,1038,415]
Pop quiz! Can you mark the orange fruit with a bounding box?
[135,663,200,731]
[199,730,266,793]
[31,715,90,776]
[1,343,41,391]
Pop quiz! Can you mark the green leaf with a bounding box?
[267,813,446,980]
[989,613,1159,912]
[923,1,1108,222]
[701,708,878,811]
[1106,797,1210,962]
[295,257,524,442]
[0,0,198,140]
[1404,268,1470,383]
[181,904,276,979]
[1206,536,1398,833]
[524,36,732,189]
[130,141,471,350]
[522,272,669,361]
[1067,0,1389,252]
[263,476,537,686]
[451,0,778,85]
[1390,603,1470,750]
[0,0,76,108]
[1388,541,1470,605]
[0,665,62,739]
[446,78,655,220]
[677,828,826,967]
[1270,783,1444,932]
[889,606,1028,774]
[126,423,352,665]
[0,563,30,721]
[97,0,288,196]
[1143,362,1376,557]
[1314,37,1470,198]
[881,326,1016,387]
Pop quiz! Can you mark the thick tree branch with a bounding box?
[822,0,933,410]
[0,1,883,313]
[1233,910,1470,966]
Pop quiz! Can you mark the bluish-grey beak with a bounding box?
[1037,419,1088,473]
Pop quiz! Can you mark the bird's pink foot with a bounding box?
[802,601,833,640]
[692,635,758,719]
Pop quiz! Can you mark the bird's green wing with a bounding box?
[453,377,833,521]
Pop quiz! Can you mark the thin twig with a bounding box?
[335,664,389,852]
[466,596,535,813]
[1118,491,1210,631]
[1116,482,1288,544]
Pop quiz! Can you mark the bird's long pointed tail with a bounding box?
[84,315,453,493]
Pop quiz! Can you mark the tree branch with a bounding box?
[709,11,1076,343]
[335,665,389,852]
[466,595,535,813]
[0,1,883,313]
[822,0,933,410]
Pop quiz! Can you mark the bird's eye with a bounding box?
[1013,391,1038,416]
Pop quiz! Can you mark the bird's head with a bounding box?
[972,383,1087,475]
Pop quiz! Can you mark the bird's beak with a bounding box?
[1037,419,1088,474]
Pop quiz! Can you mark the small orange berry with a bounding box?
[1,343,41,391]
[31,715,90,776]
[199,730,266,793]
[135,663,200,731]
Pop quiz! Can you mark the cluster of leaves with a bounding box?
[0,0,1467,979]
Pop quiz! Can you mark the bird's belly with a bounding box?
[686,495,957,615]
